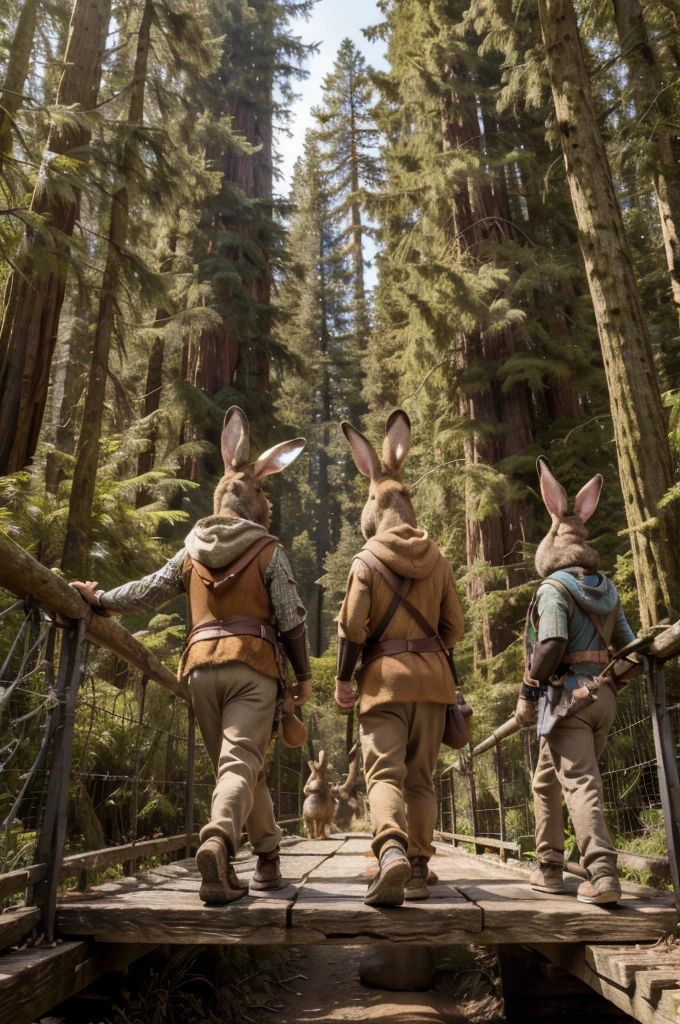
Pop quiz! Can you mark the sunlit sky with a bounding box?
[276,0,388,191]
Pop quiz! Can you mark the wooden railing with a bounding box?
[0,535,196,945]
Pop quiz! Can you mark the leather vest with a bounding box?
[178,541,281,681]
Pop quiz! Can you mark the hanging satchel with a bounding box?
[356,550,473,750]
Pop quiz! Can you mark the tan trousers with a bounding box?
[533,683,617,880]
[360,701,446,860]
[190,661,282,856]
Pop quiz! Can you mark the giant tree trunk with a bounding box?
[0,0,112,474]
[0,0,40,166]
[612,0,680,327]
[62,0,153,578]
[537,0,680,626]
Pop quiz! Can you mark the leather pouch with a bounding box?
[442,701,473,749]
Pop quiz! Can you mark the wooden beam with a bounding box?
[60,833,199,879]
[435,830,521,854]
[0,864,45,900]
[0,908,39,952]
[0,531,188,701]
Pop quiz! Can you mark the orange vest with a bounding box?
[178,541,280,681]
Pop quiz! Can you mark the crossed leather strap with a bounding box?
[356,550,447,666]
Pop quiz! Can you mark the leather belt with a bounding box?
[186,616,278,649]
[567,649,610,664]
[362,635,444,666]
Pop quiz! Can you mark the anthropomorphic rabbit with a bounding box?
[302,750,336,839]
[515,457,642,906]
[71,407,313,904]
[332,742,361,831]
[335,410,464,906]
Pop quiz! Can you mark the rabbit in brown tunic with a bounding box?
[302,750,336,839]
[72,407,313,904]
[517,457,641,906]
[335,410,464,906]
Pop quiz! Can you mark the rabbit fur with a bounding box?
[342,410,416,538]
[214,406,306,527]
[534,456,603,578]
[302,750,336,839]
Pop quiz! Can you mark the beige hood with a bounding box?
[184,515,276,569]
[364,524,442,580]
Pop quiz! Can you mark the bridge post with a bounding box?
[495,738,507,862]
[184,703,196,858]
[645,656,680,908]
[31,617,88,942]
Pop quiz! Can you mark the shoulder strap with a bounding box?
[190,537,279,589]
[540,578,576,622]
[357,550,442,646]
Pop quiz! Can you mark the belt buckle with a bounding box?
[260,624,267,639]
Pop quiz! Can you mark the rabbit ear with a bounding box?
[307,760,316,773]
[318,750,325,767]
[574,474,603,523]
[342,422,381,479]
[222,407,250,469]
[382,409,411,475]
[253,438,306,480]
[537,456,568,520]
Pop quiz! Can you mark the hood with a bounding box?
[548,569,619,617]
[184,515,276,569]
[364,524,442,580]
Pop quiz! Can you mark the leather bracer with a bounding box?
[280,624,311,681]
[336,637,363,682]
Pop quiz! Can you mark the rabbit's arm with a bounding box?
[336,560,372,652]
[265,548,306,631]
[612,604,636,649]
[439,568,465,647]
[95,550,186,614]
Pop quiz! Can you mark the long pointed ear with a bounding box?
[318,750,325,768]
[382,409,411,475]
[253,438,306,480]
[537,456,568,520]
[221,407,250,469]
[308,760,316,773]
[574,474,603,523]
[342,422,381,479]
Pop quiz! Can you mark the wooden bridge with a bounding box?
[1,532,679,1024]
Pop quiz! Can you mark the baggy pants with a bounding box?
[533,683,617,880]
[189,661,282,856]
[360,701,446,859]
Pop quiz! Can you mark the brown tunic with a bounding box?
[179,542,281,681]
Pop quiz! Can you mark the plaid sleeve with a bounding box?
[265,547,306,631]
[98,549,186,613]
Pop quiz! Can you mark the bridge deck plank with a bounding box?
[53,838,676,947]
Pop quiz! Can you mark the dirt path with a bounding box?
[254,945,500,1024]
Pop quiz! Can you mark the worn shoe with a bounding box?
[364,841,412,907]
[196,836,247,905]
[404,857,431,901]
[577,875,622,905]
[250,845,286,891]
[426,866,439,886]
[529,863,566,894]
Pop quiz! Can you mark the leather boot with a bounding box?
[196,836,247,905]
[364,840,411,907]
[529,863,566,895]
[404,857,430,901]
[577,875,621,904]
[250,845,286,891]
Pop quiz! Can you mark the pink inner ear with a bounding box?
[221,408,249,468]
[342,423,381,479]
[538,459,568,520]
[574,474,603,523]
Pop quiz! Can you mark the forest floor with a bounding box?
[250,944,504,1024]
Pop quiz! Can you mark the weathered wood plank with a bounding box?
[0,532,187,700]
[334,838,374,855]
[0,864,45,900]
[0,907,39,951]
[0,940,152,1024]
[278,838,345,855]
[60,834,199,879]
[585,944,680,989]
[534,943,679,1024]
[56,888,292,945]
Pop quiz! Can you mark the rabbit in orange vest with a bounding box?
[335,411,464,906]
[72,407,312,904]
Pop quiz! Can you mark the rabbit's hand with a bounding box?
[289,677,312,708]
[71,580,100,604]
[335,678,356,711]
[514,696,538,727]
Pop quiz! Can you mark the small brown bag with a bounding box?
[442,701,473,749]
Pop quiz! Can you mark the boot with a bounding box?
[577,875,621,905]
[364,840,411,907]
[196,836,247,905]
[529,863,566,895]
[250,845,286,891]
[404,857,430,901]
